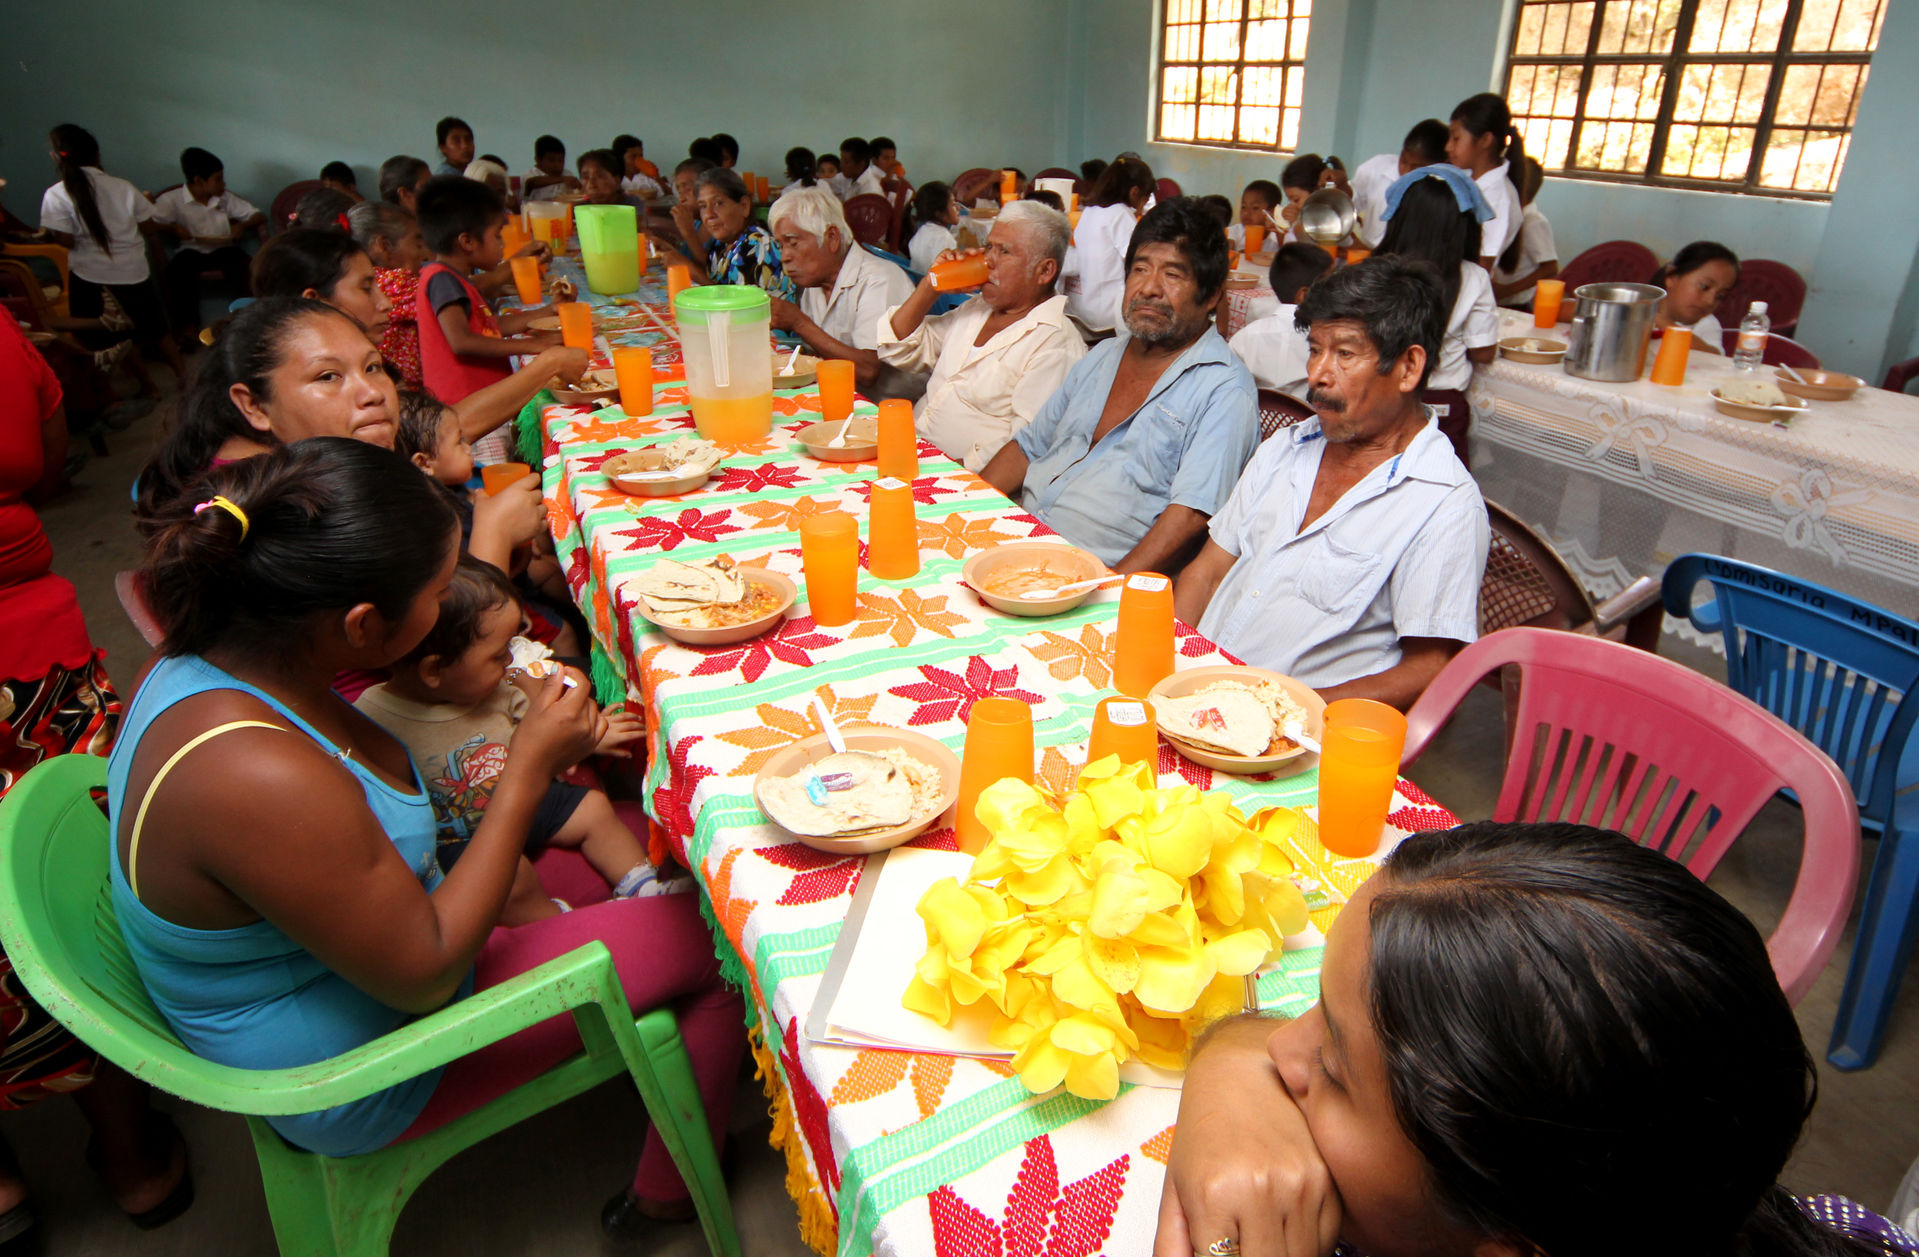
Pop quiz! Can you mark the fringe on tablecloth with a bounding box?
[750,1023,839,1257]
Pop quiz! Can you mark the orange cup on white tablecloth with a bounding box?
[1533,278,1567,329]
[1316,699,1409,859]
[1087,697,1156,768]
[1649,327,1692,386]
[1113,573,1175,698]
[613,346,654,415]
[957,697,1035,854]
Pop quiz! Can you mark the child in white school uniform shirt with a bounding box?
[1228,243,1335,395]
[149,146,264,335]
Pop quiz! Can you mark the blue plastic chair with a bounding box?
[1663,554,1919,1069]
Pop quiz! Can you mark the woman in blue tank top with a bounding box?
[112,438,743,1244]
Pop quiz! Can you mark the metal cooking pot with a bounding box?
[1563,282,1665,382]
[1297,188,1355,246]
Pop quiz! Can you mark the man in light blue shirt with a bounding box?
[1176,257,1489,710]
[981,199,1259,576]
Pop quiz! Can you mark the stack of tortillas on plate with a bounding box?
[634,558,747,624]
[1157,685,1279,758]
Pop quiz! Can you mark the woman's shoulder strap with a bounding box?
[125,719,289,901]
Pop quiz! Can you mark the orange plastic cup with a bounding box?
[956,697,1035,853]
[1000,170,1018,203]
[614,346,654,415]
[666,263,692,308]
[510,255,542,306]
[757,174,772,202]
[817,358,855,425]
[557,302,594,352]
[1244,224,1266,256]
[501,220,529,261]
[740,172,756,202]
[1316,699,1409,859]
[866,477,920,580]
[480,462,533,496]
[929,255,991,292]
[1533,278,1567,328]
[1087,696,1156,767]
[877,398,918,481]
[798,511,859,627]
[1649,326,1691,386]
[1113,573,1175,698]
[1343,247,1372,265]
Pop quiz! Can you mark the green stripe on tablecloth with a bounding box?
[755,923,842,989]
[1254,945,1325,1015]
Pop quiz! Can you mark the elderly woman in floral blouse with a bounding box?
[671,167,795,300]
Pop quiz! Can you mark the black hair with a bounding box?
[710,132,739,164]
[839,136,871,164]
[379,155,431,205]
[1376,175,1480,315]
[784,146,817,186]
[611,134,642,159]
[696,167,750,205]
[1089,155,1155,208]
[1294,254,1446,389]
[576,148,620,180]
[910,181,951,240]
[688,137,723,165]
[675,157,717,186]
[180,147,223,183]
[1280,153,1331,193]
[1268,241,1333,304]
[1027,190,1065,213]
[140,439,457,664]
[394,388,454,463]
[1242,179,1282,211]
[815,153,840,174]
[479,154,506,168]
[1403,119,1451,165]
[870,136,897,156]
[290,186,356,232]
[1368,822,1879,1257]
[399,554,520,668]
[1123,197,1229,304]
[533,134,565,159]
[415,174,505,255]
[49,124,110,253]
[320,160,356,187]
[251,229,364,302]
[1653,240,1741,288]
[1451,92,1529,189]
[436,116,472,147]
[1195,193,1234,233]
[1080,158,1108,186]
[137,297,364,517]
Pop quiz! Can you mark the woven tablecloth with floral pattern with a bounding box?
[522,262,1457,1257]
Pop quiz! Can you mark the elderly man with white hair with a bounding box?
[875,200,1086,471]
[767,185,916,393]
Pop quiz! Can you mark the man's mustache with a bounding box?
[1307,388,1346,412]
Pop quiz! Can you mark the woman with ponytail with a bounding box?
[117,439,744,1243]
[1158,821,1915,1257]
[38,124,183,379]
[1445,93,1527,270]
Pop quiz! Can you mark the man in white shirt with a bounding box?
[828,137,887,202]
[150,146,264,335]
[1227,242,1333,395]
[1351,120,1450,248]
[876,200,1087,471]
[768,186,917,397]
[1176,257,1489,709]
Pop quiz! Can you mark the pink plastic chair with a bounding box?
[1155,177,1183,201]
[1401,628,1860,1004]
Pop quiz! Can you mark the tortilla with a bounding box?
[1157,689,1276,759]
[760,750,918,837]
[1719,377,1790,407]
[635,558,746,615]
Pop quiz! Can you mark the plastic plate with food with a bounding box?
[553,369,621,406]
[1711,377,1809,422]
[632,556,796,645]
[752,726,961,853]
[1774,368,1864,402]
[775,351,822,388]
[1147,665,1326,776]
[602,438,726,496]
[1498,336,1568,364]
[796,417,880,462]
[961,542,1107,617]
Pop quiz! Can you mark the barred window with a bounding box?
[1504,0,1884,197]
[1156,0,1311,152]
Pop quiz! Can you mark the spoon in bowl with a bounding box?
[1019,576,1119,601]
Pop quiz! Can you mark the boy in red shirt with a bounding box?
[414,175,562,462]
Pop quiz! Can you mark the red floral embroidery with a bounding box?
[608,506,741,550]
[650,735,713,850]
[1158,740,1213,790]
[1395,778,1444,809]
[929,1136,1128,1257]
[906,826,959,851]
[887,657,1044,727]
[573,447,633,474]
[780,1016,842,1204]
[711,462,809,494]
[1000,512,1061,539]
[756,842,864,905]
[687,614,843,683]
[846,477,963,506]
[1387,805,1455,833]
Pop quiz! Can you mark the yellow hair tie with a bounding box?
[193,494,250,540]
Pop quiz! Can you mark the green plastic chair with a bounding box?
[0,755,741,1257]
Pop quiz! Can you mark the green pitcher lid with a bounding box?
[675,285,770,319]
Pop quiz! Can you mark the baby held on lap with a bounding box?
[355,557,689,924]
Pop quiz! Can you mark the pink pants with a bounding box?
[395,889,744,1202]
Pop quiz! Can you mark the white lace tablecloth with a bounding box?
[1469,310,1919,622]
[1222,272,1276,339]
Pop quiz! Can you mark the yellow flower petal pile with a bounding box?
[903,756,1315,1100]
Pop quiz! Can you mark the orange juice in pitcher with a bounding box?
[676,286,774,442]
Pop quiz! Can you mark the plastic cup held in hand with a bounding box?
[613,346,654,416]
[1533,278,1566,329]
[1087,697,1156,768]
[798,511,859,627]
[956,697,1035,854]
[1316,699,1409,859]
[677,285,773,442]
[509,255,542,306]
[1113,573,1175,698]
[1244,224,1266,256]
[817,358,855,425]
[481,462,533,496]
[877,398,918,481]
[1649,326,1692,386]
[557,302,594,352]
[929,255,990,292]
[867,477,920,580]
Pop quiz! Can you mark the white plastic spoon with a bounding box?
[827,411,858,449]
[1780,363,1809,383]
[811,695,847,753]
[1019,576,1119,601]
[1283,721,1322,755]
[781,343,802,376]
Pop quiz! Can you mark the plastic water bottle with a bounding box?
[1733,301,1770,372]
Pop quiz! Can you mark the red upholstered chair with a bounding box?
[950,168,999,206]
[842,194,894,247]
[1155,177,1183,200]
[1255,388,1314,439]
[269,179,324,234]
[1883,357,1919,394]
[1556,241,1659,292]
[1715,259,1807,338]
[886,185,912,252]
[1716,330,1821,370]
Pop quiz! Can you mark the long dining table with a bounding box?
[515,253,1459,1257]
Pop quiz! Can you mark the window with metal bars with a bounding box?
[1156,0,1311,152]
[1503,0,1883,197]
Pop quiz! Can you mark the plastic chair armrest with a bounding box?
[1592,576,1662,634]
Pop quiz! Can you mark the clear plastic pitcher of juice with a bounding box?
[930,255,990,291]
[574,204,642,294]
[526,201,567,252]
[675,285,773,443]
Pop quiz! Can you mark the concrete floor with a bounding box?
[10,396,1918,1254]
